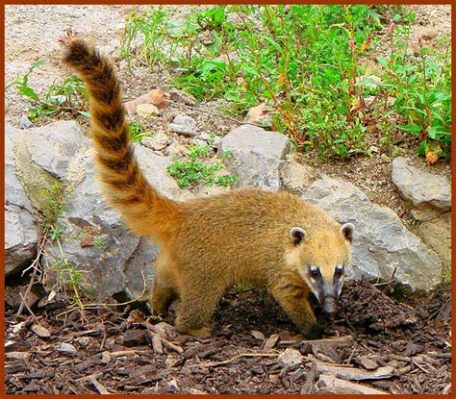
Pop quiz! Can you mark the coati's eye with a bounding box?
[309,266,320,278]
[335,265,344,277]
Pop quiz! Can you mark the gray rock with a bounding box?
[169,114,197,136]
[44,144,186,300]
[302,176,442,291]
[413,212,451,283]
[141,132,171,151]
[392,157,451,211]
[221,125,290,191]
[19,115,34,129]
[23,120,90,180]
[279,154,316,195]
[5,124,39,276]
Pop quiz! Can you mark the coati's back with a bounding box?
[171,188,345,286]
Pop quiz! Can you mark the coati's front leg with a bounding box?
[269,275,319,337]
[175,281,225,338]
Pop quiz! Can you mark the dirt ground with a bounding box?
[4,5,452,395]
[5,279,451,394]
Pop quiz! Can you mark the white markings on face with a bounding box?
[309,266,320,280]
[334,264,344,278]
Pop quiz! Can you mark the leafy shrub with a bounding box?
[167,143,237,188]
[122,5,451,162]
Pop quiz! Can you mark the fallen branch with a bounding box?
[317,374,389,394]
[312,361,395,381]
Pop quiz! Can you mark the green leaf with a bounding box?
[20,86,40,101]
[398,123,423,135]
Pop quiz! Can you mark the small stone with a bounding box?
[136,103,159,117]
[403,342,423,357]
[101,351,112,364]
[124,329,147,347]
[199,30,215,45]
[278,348,304,367]
[244,103,273,127]
[168,379,179,391]
[147,89,167,109]
[141,132,171,151]
[56,342,77,355]
[31,324,51,339]
[356,356,379,370]
[19,115,34,129]
[169,114,197,136]
[251,330,266,340]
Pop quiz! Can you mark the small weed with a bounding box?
[8,60,88,121]
[167,143,238,188]
[40,182,66,241]
[128,120,148,142]
[93,237,106,251]
[48,258,85,307]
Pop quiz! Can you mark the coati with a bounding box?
[61,34,354,338]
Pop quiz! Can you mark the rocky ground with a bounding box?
[4,4,452,395]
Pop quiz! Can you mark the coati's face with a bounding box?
[288,222,354,315]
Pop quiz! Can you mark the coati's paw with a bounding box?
[177,325,212,338]
[304,323,326,339]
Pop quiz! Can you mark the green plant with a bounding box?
[378,27,451,162]
[93,237,106,251]
[8,60,88,121]
[128,120,148,142]
[48,258,85,307]
[123,5,450,161]
[167,143,238,188]
[40,182,66,241]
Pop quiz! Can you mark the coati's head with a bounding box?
[286,222,354,315]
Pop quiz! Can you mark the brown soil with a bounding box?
[5,279,451,394]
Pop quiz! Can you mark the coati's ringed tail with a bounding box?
[61,33,182,242]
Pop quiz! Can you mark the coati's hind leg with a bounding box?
[175,279,226,338]
[269,276,319,337]
[151,253,178,317]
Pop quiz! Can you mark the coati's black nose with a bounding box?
[323,296,337,314]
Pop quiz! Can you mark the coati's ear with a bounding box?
[290,227,306,246]
[340,223,354,243]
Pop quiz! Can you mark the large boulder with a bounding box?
[392,157,451,211]
[7,119,189,300]
[221,125,290,191]
[5,125,39,276]
[302,176,442,291]
[44,143,187,300]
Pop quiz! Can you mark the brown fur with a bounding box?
[62,35,352,338]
